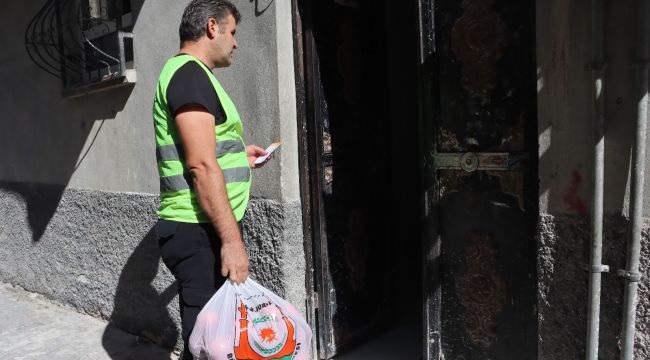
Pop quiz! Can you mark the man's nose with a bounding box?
[233,39,238,49]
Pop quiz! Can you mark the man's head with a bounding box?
[179,0,241,68]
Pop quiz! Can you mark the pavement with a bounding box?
[0,282,178,360]
[334,320,421,360]
[0,281,424,360]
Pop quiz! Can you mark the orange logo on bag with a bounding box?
[233,296,297,360]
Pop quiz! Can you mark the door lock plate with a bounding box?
[460,152,479,172]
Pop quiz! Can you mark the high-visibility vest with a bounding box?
[153,54,251,223]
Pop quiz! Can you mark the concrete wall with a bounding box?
[0,0,306,352]
[537,0,650,358]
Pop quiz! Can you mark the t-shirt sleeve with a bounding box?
[165,62,225,125]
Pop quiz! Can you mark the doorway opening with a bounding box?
[296,0,423,358]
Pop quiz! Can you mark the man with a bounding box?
[152,1,268,358]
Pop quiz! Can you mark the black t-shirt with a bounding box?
[166,60,225,125]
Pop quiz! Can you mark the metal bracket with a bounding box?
[432,152,526,172]
[589,264,610,273]
[617,269,642,282]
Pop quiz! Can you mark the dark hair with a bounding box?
[179,0,241,42]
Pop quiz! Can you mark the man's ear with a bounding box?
[206,17,219,39]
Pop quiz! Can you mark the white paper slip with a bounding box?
[255,141,283,165]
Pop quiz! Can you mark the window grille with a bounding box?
[25,0,135,97]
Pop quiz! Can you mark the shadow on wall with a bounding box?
[2,0,173,355]
[102,227,179,358]
[535,1,642,359]
[0,181,68,241]
[250,0,274,16]
[0,86,134,241]
[537,0,634,217]
[0,0,145,241]
[537,215,628,359]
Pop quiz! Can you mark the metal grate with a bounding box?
[25,0,134,93]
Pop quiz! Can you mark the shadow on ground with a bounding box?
[102,228,179,359]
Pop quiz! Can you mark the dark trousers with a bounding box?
[155,219,228,360]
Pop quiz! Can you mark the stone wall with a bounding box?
[538,215,650,359]
[0,183,305,350]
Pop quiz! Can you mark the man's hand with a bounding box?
[246,144,269,169]
[221,241,249,284]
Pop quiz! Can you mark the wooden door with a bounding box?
[418,0,538,358]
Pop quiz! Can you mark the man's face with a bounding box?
[212,14,238,67]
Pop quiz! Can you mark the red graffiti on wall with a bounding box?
[562,170,588,215]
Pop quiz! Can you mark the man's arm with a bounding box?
[175,105,248,283]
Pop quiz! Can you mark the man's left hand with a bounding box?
[246,144,269,169]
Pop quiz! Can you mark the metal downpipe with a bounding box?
[586,0,608,359]
[619,0,650,358]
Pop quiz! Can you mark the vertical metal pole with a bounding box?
[619,0,650,358]
[586,1,608,359]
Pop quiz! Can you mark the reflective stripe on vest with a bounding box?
[156,140,246,162]
[160,167,251,192]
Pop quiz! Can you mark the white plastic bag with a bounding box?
[189,278,312,360]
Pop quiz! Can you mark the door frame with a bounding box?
[291,0,320,359]
[292,0,372,356]
[417,0,442,358]
[293,0,441,359]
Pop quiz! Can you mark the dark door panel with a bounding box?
[419,0,538,358]
[439,171,535,359]
[301,1,393,358]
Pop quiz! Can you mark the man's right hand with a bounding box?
[220,240,249,284]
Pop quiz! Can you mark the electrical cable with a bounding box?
[24,0,124,84]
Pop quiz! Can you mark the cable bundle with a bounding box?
[25,0,124,86]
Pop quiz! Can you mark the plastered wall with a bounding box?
[0,0,306,352]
